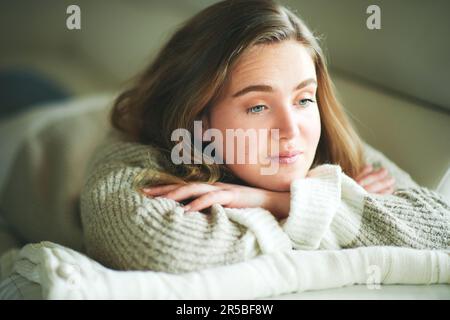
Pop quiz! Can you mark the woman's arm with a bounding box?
[80,137,291,274]
[281,164,450,250]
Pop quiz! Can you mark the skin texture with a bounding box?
[143,40,396,218]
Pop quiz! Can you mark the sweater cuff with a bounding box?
[317,174,366,248]
[281,164,342,249]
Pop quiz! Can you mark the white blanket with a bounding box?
[1,241,449,299]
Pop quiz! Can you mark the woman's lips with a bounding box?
[269,151,303,164]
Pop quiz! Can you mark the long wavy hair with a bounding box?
[110,0,366,189]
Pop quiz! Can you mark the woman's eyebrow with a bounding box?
[232,78,317,98]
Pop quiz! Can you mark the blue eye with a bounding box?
[298,98,315,107]
[247,105,267,114]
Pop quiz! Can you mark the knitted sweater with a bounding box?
[80,130,450,273]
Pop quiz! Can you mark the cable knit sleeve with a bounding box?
[281,164,450,250]
[80,131,291,274]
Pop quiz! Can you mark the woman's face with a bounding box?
[206,40,321,191]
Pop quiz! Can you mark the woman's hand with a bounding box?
[355,164,396,194]
[141,182,290,220]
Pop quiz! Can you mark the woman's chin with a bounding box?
[257,174,304,192]
[228,164,309,191]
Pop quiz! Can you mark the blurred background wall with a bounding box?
[0,0,449,188]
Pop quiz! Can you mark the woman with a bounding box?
[80,0,449,273]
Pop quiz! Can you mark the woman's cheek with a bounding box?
[299,110,321,167]
[306,107,321,147]
[310,120,321,148]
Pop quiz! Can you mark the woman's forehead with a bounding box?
[228,41,316,93]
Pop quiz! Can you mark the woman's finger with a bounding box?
[355,164,373,181]
[364,176,396,193]
[184,190,234,212]
[141,184,184,196]
[212,181,228,187]
[375,178,396,194]
[378,184,396,195]
[358,168,389,187]
[164,183,219,202]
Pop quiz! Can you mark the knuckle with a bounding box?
[199,192,216,204]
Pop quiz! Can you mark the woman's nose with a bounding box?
[274,105,300,140]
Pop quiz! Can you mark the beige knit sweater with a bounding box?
[80,129,450,273]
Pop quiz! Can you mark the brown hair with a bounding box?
[110,0,366,189]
